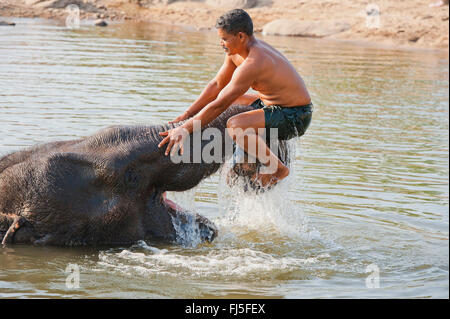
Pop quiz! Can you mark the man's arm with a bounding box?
[181,61,256,133]
[158,60,255,156]
[176,55,237,121]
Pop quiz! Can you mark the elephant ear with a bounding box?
[0,152,117,243]
[31,152,114,217]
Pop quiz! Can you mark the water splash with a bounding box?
[218,140,320,241]
[95,241,326,281]
[170,211,215,248]
[163,140,321,245]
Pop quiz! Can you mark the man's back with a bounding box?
[231,38,311,107]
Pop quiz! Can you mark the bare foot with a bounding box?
[251,163,290,188]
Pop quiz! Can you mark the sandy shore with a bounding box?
[1,0,449,51]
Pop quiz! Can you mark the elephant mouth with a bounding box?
[160,192,218,246]
[161,192,185,213]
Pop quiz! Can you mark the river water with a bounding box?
[0,18,448,299]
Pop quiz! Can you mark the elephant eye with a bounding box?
[124,168,139,188]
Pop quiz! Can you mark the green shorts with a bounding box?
[250,99,313,140]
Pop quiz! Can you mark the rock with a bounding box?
[197,26,212,31]
[366,6,380,17]
[95,13,106,19]
[35,0,72,9]
[0,21,15,26]
[138,0,177,7]
[262,19,351,38]
[35,0,97,11]
[206,0,257,9]
[94,19,108,27]
[24,0,45,5]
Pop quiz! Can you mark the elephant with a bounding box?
[0,104,289,247]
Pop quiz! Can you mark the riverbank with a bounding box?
[1,0,449,51]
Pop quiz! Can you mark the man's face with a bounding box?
[218,28,240,56]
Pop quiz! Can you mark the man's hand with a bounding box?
[169,111,191,124]
[158,126,190,156]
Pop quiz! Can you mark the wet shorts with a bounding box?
[250,99,313,140]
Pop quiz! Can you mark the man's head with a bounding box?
[215,9,254,55]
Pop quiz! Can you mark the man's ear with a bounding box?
[238,32,245,41]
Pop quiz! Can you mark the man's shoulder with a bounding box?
[245,47,273,72]
[250,41,276,63]
[248,44,267,59]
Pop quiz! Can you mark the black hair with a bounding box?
[215,9,253,36]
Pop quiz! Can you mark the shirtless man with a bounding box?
[158,9,313,187]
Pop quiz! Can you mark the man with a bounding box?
[158,9,313,188]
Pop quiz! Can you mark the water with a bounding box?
[0,18,448,298]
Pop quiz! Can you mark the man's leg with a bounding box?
[226,109,289,187]
[232,93,259,106]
